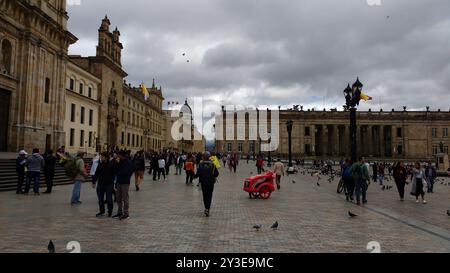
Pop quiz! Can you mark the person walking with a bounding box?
[424,161,437,193]
[133,151,146,191]
[24,148,45,195]
[372,162,378,184]
[194,152,219,217]
[342,159,355,202]
[16,150,28,194]
[256,156,264,174]
[410,162,427,204]
[43,150,56,194]
[92,152,115,217]
[175,153,183,175]
[184,155,195,185]
[151,153,159,181]
[352,157,369,205]
[378,163,385,186]
[70,152,87,205]
[393,161,407,201]
[273,159,285,190]
[157,156,166,181]
[113,151,134,220]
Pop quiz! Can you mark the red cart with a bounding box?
[243,171,276,199]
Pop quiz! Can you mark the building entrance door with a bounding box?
[0,89,11,152]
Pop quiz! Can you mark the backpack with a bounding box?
[343,166,352,179]
[64,159,80,179]
[352,163,363,180]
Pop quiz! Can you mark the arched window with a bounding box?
[1,39,12,75]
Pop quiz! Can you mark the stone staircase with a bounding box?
[0,158,93,192]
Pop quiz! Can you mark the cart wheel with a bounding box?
[337,179,345,194]
[249,192,259,199]
[259,186,272,199]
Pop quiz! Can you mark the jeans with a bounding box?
[176,164,182,175]
[16,174,25,193]
[354,179,368,203]
[71,180,82,204]
[158,168,166,180]
[378,174,384,185]
[427,177,435,193]
[45,173,54,193]
[97,184,114,214]
[395,179,406,199]
[186,170,194,184]
[201,183,215,210]
[25,171,41,193]
[344,177,355,199]
[257,166,263,174]
[116,184,130,216]
[152,168,159,180]
[276,175,281,189]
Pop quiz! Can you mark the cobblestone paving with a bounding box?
[0,163,449,253]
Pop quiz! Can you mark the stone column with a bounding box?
[367,125,373,157]
[379,126,385,158]
[344,125,350,158]
[310,124,316,157]
[333,125,339,157]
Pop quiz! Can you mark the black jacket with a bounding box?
[194,161,219,186]
[93,161,115,185]
[44,154,57,176]
[115,158,134,185]
[16,156,27,175]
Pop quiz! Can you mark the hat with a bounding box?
[19,150,28,156]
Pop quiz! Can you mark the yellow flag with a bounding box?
[141,83,149,101]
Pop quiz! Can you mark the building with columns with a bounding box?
[215,108,450,161]
[0,0,77,152]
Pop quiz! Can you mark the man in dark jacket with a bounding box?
[113,151,134,220]
[25,148,45,195]
[194,152,219,217]
[425,161,437,193]
[93,152,115,217]
[151,154,159,181]
[43,150,56,194]
[16,150,28,194]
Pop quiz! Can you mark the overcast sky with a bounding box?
[67,0,450,115]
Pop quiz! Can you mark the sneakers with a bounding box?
[112,213,122,219]
[363,200,368,204]
[416,199,420,203]
[119,215,129,220]
[71,201,82,206]
[96,212,105,218]
[423,200,427,204]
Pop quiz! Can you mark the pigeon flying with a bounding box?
[348,211,358,218]
[48,240,55,253]
[271,221,279,230]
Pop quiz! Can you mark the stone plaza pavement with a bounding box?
[0,163,449,253]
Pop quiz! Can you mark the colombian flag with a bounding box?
[210,156,221,169]
[141,82,149,101]
[360,92,373,101]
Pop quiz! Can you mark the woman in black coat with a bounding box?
[393,161,408,201]
[92,153,115,217]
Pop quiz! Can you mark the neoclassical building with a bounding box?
[0,0,77,152]
[215,108,450,161]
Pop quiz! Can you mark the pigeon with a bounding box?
[381,185,386,191]
[447,210,450,216]
[292,180,296,184]
[253,224,262,231]
[182,53,186,56]
[317,182,321,187]
[48,240,55,253]
[348,211,358,218]
[186,60,190,63]
[271,221,279,230]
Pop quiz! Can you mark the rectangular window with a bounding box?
[70,104,76,122]
[44,78,50,103]
[432,128,437,138]
[80,130,85,147]
[70,79,75,91]
[88,87,92,98]
[89,109,93,126]
[397,128,402,138]
[122,110,125,122]
[238,143,243,152]
[69,129,75,146]
[444,128,449,138]
[89,131,93,147]
[132,134,135,146]
[397,145,403,155]
[305,127,311,137]
[127,133,130,146]
[433,146,438,155]
[140,136,143,147]
[227,143,232,152]
[305,144,311,155]
[79,83,84,95]
[249,142,255,152]
[121,132,125,145]
[80,107,85,124]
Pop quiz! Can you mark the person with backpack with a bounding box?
[113,151,134,220]
[25,148,45,195]
[43,150,57,194]
[393,161,407,201]
[342,159,354,202]
[92,152,115,217]
[69,152,88,205]
[194,152,219,217]
[352,156,369,205]
[184,155,195,185]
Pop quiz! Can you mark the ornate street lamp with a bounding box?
[267,130,272,167]
[286,120,293,167]
[343,77,363,163]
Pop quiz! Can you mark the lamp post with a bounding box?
[343,78,363,163]
[286,120,293,167]
[267,130,272,167]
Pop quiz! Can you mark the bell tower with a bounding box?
[96,16,123,66]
